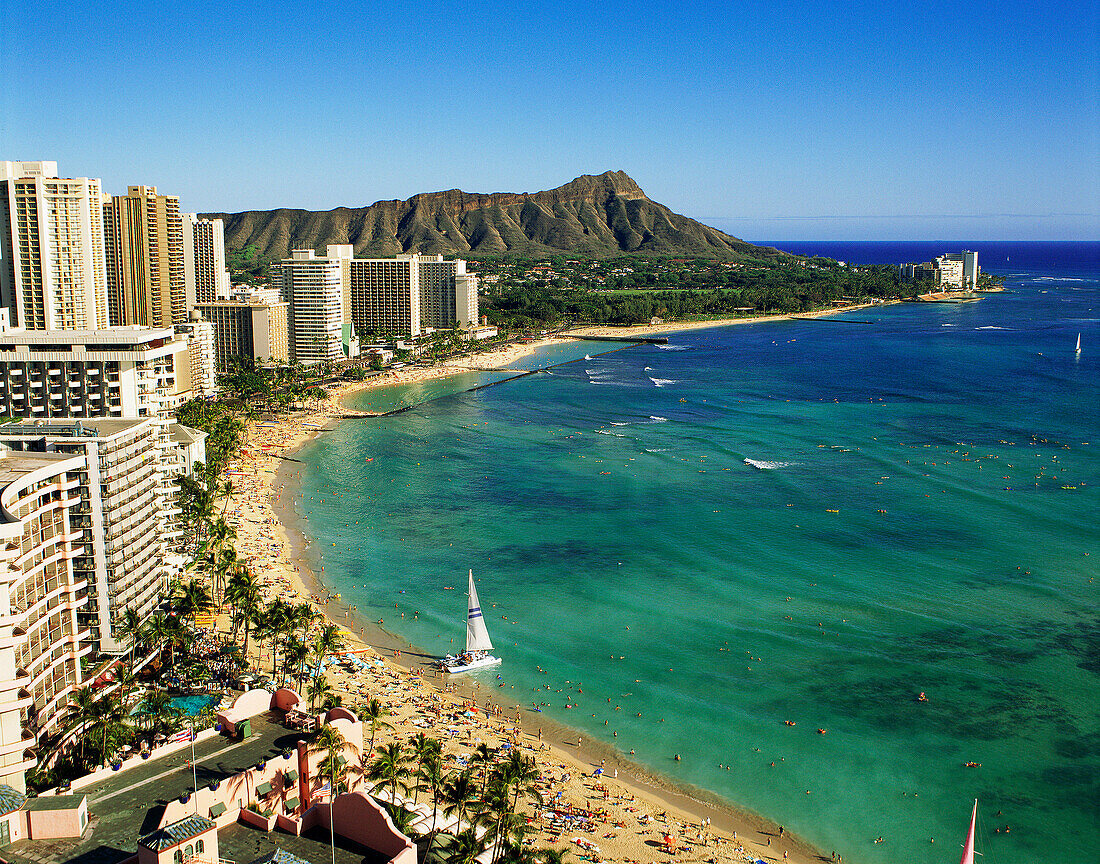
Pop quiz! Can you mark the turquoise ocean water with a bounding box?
[291,247,1098,863]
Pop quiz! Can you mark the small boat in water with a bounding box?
[1076,332,1082,356]
[441,570,502,674]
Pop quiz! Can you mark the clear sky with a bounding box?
[3,0,1097,240]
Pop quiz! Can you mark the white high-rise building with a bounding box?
[0,418,167,655]
[273,249,347,364]
[0,417,170,790]
[175,314,218,397]
[0,443,91,791]
[182,214,231,307]
[0,162,110,331]
[0,327,205,557]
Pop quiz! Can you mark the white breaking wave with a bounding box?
[644,366,653,371]
[941,323,956,327]
[976,326,1011,330]
[645,448,669,452]
[649,377,677,387]
[610,421,629,426]
[744,458,795,470]
[648,416,668,422]
[595,429,626,437]
[656,344,688,351]
[1032,276,1085,282]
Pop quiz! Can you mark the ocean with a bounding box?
[289,241,1099,863]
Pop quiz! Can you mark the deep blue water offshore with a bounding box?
[290,242,1098,863]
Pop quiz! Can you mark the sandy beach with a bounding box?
[215,313,880,864]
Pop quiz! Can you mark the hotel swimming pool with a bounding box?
[169,693,221,716]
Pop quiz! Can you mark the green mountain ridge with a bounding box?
[202,171,786,261]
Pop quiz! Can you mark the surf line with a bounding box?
[370,344,642,417]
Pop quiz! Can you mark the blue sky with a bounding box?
[3,0,1097,240]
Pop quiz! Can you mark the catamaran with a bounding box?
[958,799,979,864]
[441,570,502,674]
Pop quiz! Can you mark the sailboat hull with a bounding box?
[441,653,502,674]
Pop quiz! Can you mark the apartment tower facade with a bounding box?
[102,186,185,328]
[273,249,346,364]
[0,162,110,331]
[182,214,230,307]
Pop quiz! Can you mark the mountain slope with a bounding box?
[203,171,779,260]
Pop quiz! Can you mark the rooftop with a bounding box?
[2,713,306,864]
[0,784,28,816]
[23,794,85,812]
[219,821,388,864]
[139,814,215,851]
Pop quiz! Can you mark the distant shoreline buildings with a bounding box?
[898,250,979,291]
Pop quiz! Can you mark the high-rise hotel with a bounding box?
[182,214,230,307]
[272,247,480,360]
[0,417,168,792]
[0,162,110,331]
[102,186,186,327]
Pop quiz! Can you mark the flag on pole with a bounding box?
[317,781,332,798]
[170,728,193,744]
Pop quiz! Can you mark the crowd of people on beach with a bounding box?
[202,364,827,864]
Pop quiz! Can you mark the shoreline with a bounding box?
[269,424,828,864]
[234,303,908,864]
[332,301,893,415]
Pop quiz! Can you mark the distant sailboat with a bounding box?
[959,799,978,864]
[441,570,502,674]
[1076,333,1082,356]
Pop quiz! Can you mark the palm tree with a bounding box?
[486,752,542,862]
[138,688,183,737]
[311,623,343,681]
[116,603,146,669]
[469,742,497,798]
[172,578,213,623]
[447,827,486,864]
[264,598,294,678]
[225,566,261,655]
[368,741,410,806]
[441,770,479,835]
[308,723,351,862]
[540,847,571,864]
[63,686,97,769]
[417,750,446,864]
[89,693,128,768]
[307,675,333,713]
[408,733,441,804]
[383,802,419,838]
[361,697,392,756]
[283,636,309,691]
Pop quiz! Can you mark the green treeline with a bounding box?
[479,256,909,329]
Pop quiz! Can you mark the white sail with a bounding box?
[1076,333,1082,353]
[465,570,494,652]
[959,799,977,864]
